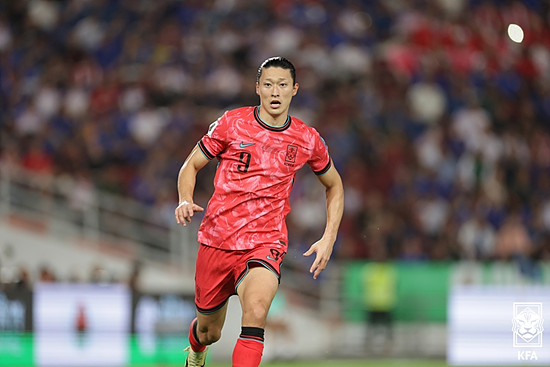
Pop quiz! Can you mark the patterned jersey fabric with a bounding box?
[197,106,331,251]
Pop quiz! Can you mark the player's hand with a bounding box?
[175,200,204,226]
[303,238,334,279]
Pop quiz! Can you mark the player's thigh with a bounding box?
[236,266,279,322]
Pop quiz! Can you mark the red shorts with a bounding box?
[194,243,286,314]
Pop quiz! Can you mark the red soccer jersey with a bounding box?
[196,106,331,251]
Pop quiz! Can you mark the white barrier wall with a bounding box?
[0,221,194,293]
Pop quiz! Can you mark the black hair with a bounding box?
[256,56,296,85]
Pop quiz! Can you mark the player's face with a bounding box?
[256,67,299,125]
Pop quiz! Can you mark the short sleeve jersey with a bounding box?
[197,106,331,251]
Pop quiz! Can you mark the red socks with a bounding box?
[232,327,265,367]
[188,317,207,352]
[189,321,264,366]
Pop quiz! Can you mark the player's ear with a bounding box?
[292,82,299,96]
[256,82,260,96]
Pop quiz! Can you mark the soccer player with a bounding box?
[175,56,344,367]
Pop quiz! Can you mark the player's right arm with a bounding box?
[175,144,210,226]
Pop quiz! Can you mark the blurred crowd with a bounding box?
[1,0,550,272]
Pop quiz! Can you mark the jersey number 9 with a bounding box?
[237,152,251,173]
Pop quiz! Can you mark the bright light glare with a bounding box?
[507,23,524,43]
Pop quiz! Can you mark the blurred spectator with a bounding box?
[495,213,531,261]
[89,264,111,284]
[457,209,496,260]
[14,266,31,291]
[362,245,396,355]
[20,136,53,176]
[38,265,56,283]
[128,260,142,292]
[1,0,550,267]
[495,213,540,280]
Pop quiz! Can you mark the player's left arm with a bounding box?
[303,162,344,279]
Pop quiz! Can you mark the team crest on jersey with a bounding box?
[285,145,298,164]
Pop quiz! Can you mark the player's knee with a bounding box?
[242,301,270,325]
[197,326,222,345]
[204,331,222,345]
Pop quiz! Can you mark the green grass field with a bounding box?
[208,359,450,367]
[207,360,534,367]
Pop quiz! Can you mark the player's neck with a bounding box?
[257,106,289,127]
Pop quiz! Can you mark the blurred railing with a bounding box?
[0,164,197,270]
[0,163,345,321]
